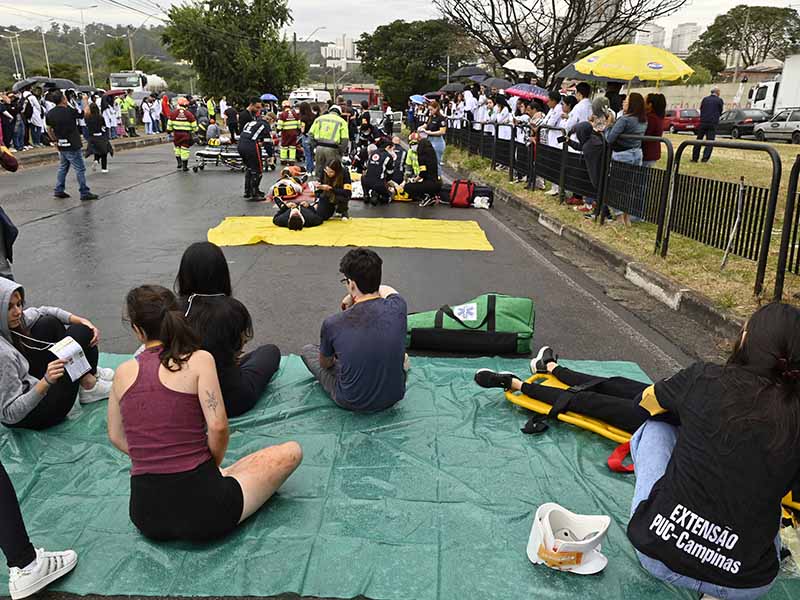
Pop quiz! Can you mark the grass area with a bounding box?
[445,140,800,321]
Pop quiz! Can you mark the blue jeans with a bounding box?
[429,135,446,165]
[301,134,314,173]
[612,147,642,166]
[13,119,24,150]
[55,149,90,196]
[630,421,778,600]
[30,125,42,146]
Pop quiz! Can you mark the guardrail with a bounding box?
[775,154,800,301]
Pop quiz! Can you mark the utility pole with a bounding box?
[67,4,97,87]
[293,32,297,57]
[13,34,25,79]
[41,28,52,78]
[128,31,136,71]
[733,6,751,83]
[0,34,20,80]
[447,55,450,84]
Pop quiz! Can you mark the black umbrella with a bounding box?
[452,65,489,79]
[12,76,78,92]
[439,82,465,93]
[483,77,513,89]
[424,91,444,99]
[468,74,488,83]
[555,63,626,83]
[163,91,178,98]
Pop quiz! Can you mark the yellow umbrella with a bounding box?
[573,44,694,82]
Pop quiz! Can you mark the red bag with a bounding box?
[449,179,475,208]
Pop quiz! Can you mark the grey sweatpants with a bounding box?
[301,344,338,402]
[313,146,342,180]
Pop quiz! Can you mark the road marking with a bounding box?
[483,210,684,372]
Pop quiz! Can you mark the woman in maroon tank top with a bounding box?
[106,285,302,542]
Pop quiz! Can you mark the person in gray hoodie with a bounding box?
[0,277,113,430]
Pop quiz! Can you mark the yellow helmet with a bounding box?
[208,138,221,147]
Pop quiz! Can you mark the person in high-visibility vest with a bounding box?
[404,131,420,178]
[276,100,301,165]
[166,97,198,171]
[308,105,349,180]
[206,96,216,121]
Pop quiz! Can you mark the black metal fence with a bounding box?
[775,155,800,300]
[444,118,785,296]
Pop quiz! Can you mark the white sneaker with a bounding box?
[95,366,115,381]
[101,169,109,173]
[544,188,559,196]
[9,548,78,600]
[78,377,112,404]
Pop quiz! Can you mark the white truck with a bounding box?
[288,87,332,106]
[748,54,800,115]
[109,70,168,94]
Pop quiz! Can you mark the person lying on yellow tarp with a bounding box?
[475,302,800,600]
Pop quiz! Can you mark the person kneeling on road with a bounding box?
[238,110,272,201]
[315,159,352,220]
[361,138,396,206]
[107,285,302,542]
[0,277,113,430]
[302,248,408,413]
[398,135,441,206]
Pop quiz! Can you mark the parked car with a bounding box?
[663,108,700,133]
[715,109,770,138]
[754,108,800,144]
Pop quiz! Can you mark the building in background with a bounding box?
[322,35,360,71]
[635,23,666,48]
[670,23,701,57]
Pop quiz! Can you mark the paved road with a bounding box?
[0,143,721,381]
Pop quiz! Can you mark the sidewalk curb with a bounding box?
[16,135,170,168]
[445,163,744,340]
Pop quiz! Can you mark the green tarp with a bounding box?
[1,355,798,599]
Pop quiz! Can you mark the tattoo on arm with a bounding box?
[205,390,219,414]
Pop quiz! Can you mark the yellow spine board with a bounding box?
[504,373,800,513]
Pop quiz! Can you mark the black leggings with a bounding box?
[217,344,281,418]
[362,178,391,204]
[0,460,35,569]
[93,154,108,169]
[521,366,651,434]
[11,316,98,430]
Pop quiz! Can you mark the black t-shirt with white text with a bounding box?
[45,105,82,151]
[628,361,800,588]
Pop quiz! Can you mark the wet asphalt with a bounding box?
[0,143,711,381]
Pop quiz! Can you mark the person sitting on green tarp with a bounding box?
[301,248,409,412]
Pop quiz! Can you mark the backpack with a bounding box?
[449,179,475,208]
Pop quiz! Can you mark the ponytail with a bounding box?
[125,284,200,371]
[158,308,201,371]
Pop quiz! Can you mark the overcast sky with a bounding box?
[1,0,798,41]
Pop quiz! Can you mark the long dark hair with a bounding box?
[646,93,666,119]
[324,159,344,189]
[720,302,800,451]
[626,92,647,122]
[125,285,200,371]
[175,242,232,297]
[298,101,313,119]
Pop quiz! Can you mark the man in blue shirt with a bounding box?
[302,248,408,412]
[692,87,724,163]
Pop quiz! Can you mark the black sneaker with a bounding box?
[474,369,518,391]
[54,191,70,199]
[80,193,98,201]
[531,346,557,374]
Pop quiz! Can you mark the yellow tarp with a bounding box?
[207,217,494,251]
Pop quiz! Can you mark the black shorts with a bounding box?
[130,459,244,542]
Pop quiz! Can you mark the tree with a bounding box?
[434,0,688,87]
[684,65,712,86]
[162,0,306,101]
[689,5,800,69]
[99,38,133,73]
[685,47,726,77]
[358,20,472,105]
[30,63,84,83]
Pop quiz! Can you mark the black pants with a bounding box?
[692,124,717,162]
[273,207,324,229]
[229,122,238,141]
[160,115,168,133]
[405,178,441,200]
[0,460,35,569]
[10,316,98,430]
[240,144,263,197]
[217,345,280,417]
[93,154,108,169]
[521,366,651,434]
[1,118,12,147]
[362,178,391,204]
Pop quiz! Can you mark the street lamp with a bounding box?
[0,31,25,79]
[66,4,98,87]
[0,34,21,81]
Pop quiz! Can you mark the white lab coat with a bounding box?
[543,104,564,147]
[493,106,513,140]
[141,101,152,124]
[27,93,44,128]
[219,98,227,116]
[150,100,161,122]
[514,114,530,144]
[572,98,593,125]
[103,107,117,129]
